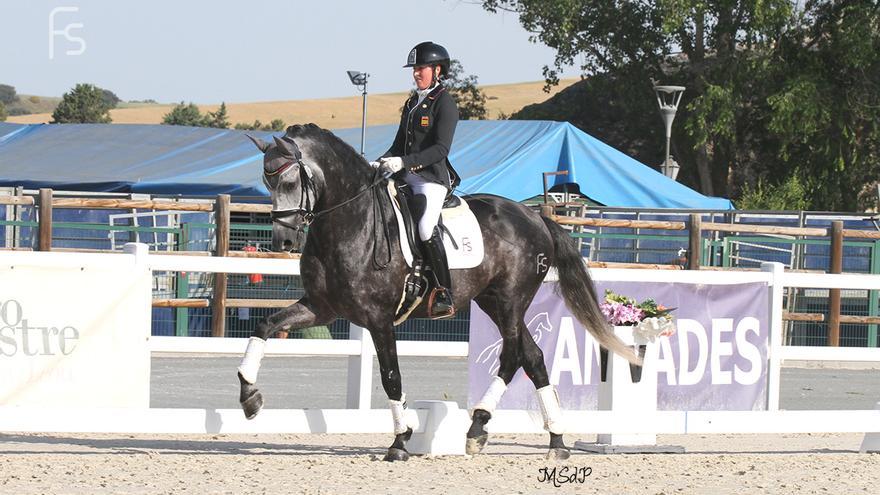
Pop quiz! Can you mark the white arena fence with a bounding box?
[1,243,879,453]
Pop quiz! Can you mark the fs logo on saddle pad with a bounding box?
[386,182,485,269]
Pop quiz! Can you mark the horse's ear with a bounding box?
[246,134,270,153]
[273,135,298,157]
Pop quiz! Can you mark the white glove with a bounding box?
[368,161,381,169]
[379,156,404,174]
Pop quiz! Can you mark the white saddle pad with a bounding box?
[386,181,484,269]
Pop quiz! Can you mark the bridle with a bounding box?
[265,157,319,230]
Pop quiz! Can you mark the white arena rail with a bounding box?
[1,243,879,453]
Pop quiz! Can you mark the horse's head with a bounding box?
[248,133,317,252]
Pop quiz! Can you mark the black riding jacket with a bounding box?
[382,83,461,190]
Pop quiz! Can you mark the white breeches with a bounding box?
[404,173,447,241]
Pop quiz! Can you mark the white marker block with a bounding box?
[407,400,469,456]
[860,402,880,453]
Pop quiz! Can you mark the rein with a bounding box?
[267,160,393,269]
[268,164,387,226]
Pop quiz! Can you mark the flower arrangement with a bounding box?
[599,290,676,341]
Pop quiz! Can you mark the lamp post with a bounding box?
[653,85,685,181]
[347,70,369,156]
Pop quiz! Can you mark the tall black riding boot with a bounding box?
[424,227,455,319]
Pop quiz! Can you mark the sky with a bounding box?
[0,0,574,103]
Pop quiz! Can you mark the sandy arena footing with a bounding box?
[1,432,877,494]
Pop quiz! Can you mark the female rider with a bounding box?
[374,41,461,319]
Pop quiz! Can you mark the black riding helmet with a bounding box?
[404,41,450,76]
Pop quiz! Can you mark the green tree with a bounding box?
[100,88,121,109]
[162,102,204,126]
[163,102,234,128]
[51,83,112,123]
[234,120,260,131]
[736,174,810,211]
[0,84,17,105]
[268,118,285,131]
[234,118,285,131]
[0,101,7,122]
[483,0,794,196]
[484,0,880,211]
[445,59,488,120]
[202,102,230,129]
[759,1,880,210]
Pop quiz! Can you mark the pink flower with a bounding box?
[600,301,644,326]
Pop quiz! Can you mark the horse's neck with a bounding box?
[308,166,387,250]
[318,164,370,208]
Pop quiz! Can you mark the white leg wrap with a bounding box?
[536,385,565,434]
[472,376,508,415]
[389,393,409,435]
[237,337,266,385]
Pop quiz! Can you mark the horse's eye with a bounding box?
[278,181,296,194]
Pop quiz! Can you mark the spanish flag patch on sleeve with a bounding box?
[420,116,430,127]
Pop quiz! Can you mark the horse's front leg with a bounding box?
[366,325,413,462]
[238,297,334,419]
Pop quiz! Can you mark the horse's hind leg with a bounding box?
[238,297,333,419]
[467,294,570,459]
[466,293,521,455]
[366,325,413,462]
[518,324,570,460]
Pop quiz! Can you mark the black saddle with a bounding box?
[394,184,460,261]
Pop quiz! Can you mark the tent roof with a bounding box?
[0,121,732,209]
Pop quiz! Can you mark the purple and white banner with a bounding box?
[467,281,769,411]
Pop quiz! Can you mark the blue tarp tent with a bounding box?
[0,121,732,209]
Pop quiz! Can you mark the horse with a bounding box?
[237,123,638,461]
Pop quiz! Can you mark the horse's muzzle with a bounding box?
[272,225,306,253]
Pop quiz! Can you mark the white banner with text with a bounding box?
[0,260,151,408]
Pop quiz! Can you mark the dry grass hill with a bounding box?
[7,79,579,129]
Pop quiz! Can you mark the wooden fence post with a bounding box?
[38,188,53,251]
[688,213,702,270]
[211,194,231,338]
[828,220,843,346]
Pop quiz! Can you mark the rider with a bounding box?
[374,41,461,319]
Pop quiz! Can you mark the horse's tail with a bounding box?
[541,215,642,365]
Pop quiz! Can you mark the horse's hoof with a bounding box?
[546,447,571,461]
[241,391,264,420]
[465,434,488,455]
[383,448,410,462]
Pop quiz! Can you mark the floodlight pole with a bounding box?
[359,79,368,156]
[347,70,370,156]
[653,85,685,181]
